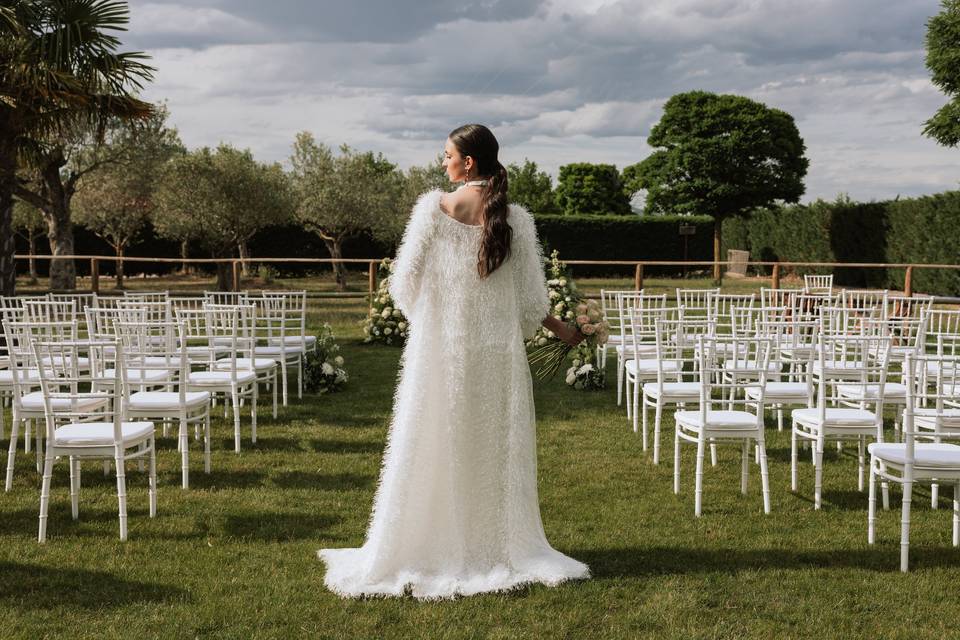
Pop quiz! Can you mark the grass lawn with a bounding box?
[1,297,958,639]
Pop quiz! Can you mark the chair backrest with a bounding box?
[169,296,205,315]
[820,303,882,337]
[118,299,171,326]
[885,295,933,321]
[804,274,834,295]
[653,317,702,384]
[760,288,802,311]
[203,304,255,377]
[918,309,960,358]
[32,339,120,441]
[260,290,308,348]
[122,291,169,305]
[115,319,189,398]
[204,291,249,306]
[628,304,675,355]
[22,299,76,324]
[676,288,718,317]
[600,289,638,337]
[841,289,888,313]
[695,335,772,420]
[903,352,960,462]
[85,307,124,341]
[812,331,890,418]
[49,292,98,312]
[617,293,666,344]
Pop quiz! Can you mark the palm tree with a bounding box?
[0,0,155,293]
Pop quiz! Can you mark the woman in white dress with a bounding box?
[319,124,590,599]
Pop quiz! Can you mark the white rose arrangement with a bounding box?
[302,323,349,393]
[361,258,409,346]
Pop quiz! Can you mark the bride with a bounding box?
[318,124,590,599]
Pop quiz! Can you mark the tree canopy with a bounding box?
[507,159,558,214]
[924,0,960,147]
[629,90,808,279]
[554,163,631,216]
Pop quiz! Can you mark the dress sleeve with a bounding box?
[510,206,550,340]
[388,191,439,318]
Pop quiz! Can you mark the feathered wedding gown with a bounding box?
[318,190,589,599]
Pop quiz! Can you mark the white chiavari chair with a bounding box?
[791,332,891,509]
[210,303,280,419]
[260,290,315,400]
[868,352,960,571]
[676,288,718,319]
[804,274,834,295]
[675,335,773,516]
[615,292,665,408]
[624,301,673,425]
[597,288,637,370]
[122,290,169,303]
[885,295,933,322]
[33,338,156,542]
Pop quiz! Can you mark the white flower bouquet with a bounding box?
[303,323,349,393]
[528,297,609,388]
[362,258,409,346]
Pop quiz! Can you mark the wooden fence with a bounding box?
[15,255,960,299]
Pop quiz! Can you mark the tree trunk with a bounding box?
[179,239,190,274]
[238,240,251,276]
[213,247,232,291]
[115,244,125,289]
[46,206,76,291]
[713,217,723,285]
[322,237,347,292]
[27,229,38,285]
[0,134,17,296]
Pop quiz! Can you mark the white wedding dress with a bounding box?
[318,189,590,599]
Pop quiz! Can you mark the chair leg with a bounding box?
[814,435,825,510]
[710,440,718,467]
[624,377,632,420]
[758,439,771,514]
[741,440,749,495]
[24,421,30,453]
[616,357,624,407]
[695,437,705,517]
[868,459,877,544]
[115,451,128,542]
[251,384,258,444]
[272,373,278,419]
[281,362,289,407]
[69,456,80,520]
[149,437,157,518]
[900,480,913,572]
[777,408,784,432]
[954,482,959,548]
[179,417,189,490]
[857,435,865,492]
[636,391,644,436]
[932,481,939,510]
[204,413,211,474]
[673,428,681,494]
[791,424,799,492]
[653,400,663,464]
[297,355,303,399]
[232,391,241,454]
[5,420,19,492]
[38,451,54,543]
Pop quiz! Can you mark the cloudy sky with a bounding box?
[126,0,960,203]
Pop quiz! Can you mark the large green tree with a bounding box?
[554,163,631,216]
[153,145,293,290]
[1,0,154,293]
[924,0,960,147]
[507,159,558,214]
[290,133,404,291]
[11,198,44,284]
[629,91,808,280]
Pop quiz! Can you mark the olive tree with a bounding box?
[924,0,960,147]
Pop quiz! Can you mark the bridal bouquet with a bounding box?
[362,258,409,346]
[528,295,610,390]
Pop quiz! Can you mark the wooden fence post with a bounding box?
[232,260,241,292]
[904,265,914,297]
[634,263,644,291]
[90,258,99,294]
[771,263,780,290]
[368,261,377,301]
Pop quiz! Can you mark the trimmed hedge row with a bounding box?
[532,213,715,276]
[722,191,960,296]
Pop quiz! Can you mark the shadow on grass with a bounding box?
[573,544,960,576]
[0,562,189,608]
[310,439,383,455]
[244,437,305,452]
[272,471,374,491]
[220,512,342,542]
[187,469,267,490]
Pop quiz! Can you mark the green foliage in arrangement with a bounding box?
[362,258,408,346]
[554,163,632,216]
[722,191,960,295]
[301,324,348,394]
[533,213,715,276]
[924,0,960,147]
[508,159,559,214]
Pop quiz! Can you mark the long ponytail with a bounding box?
[448,124,512,278]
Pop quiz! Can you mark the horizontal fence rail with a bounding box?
[13,255,960,298]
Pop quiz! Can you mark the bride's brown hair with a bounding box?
[448,124,511,278]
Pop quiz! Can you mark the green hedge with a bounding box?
[722,191,960,296]
[533,213,715,276]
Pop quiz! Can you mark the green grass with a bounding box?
[1,298,959,639]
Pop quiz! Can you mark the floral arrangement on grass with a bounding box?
[303,323,348,393]
[362,258,408,346]
[526,251,609,390]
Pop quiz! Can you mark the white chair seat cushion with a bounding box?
[0,369,40,384]
[268,335,316,348]
[253,345,301,357]
[625,360,680,375]
[812,361,866,376]
[642,382,700,399]
[54,421,154,446]
[868,442,960,469]
[188,370,257,385]
[675,410,760,429]
[746,382,810,401]
[102,368,171,384]
[19,391,109,412]
[128,390,211,410]
[213,357,277,372]
[836,383,907,400]
[912,408,960,430]
[723,359,781,374]
[792,407,877,426]
[615,344,657,355]
[927,361,959,376]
